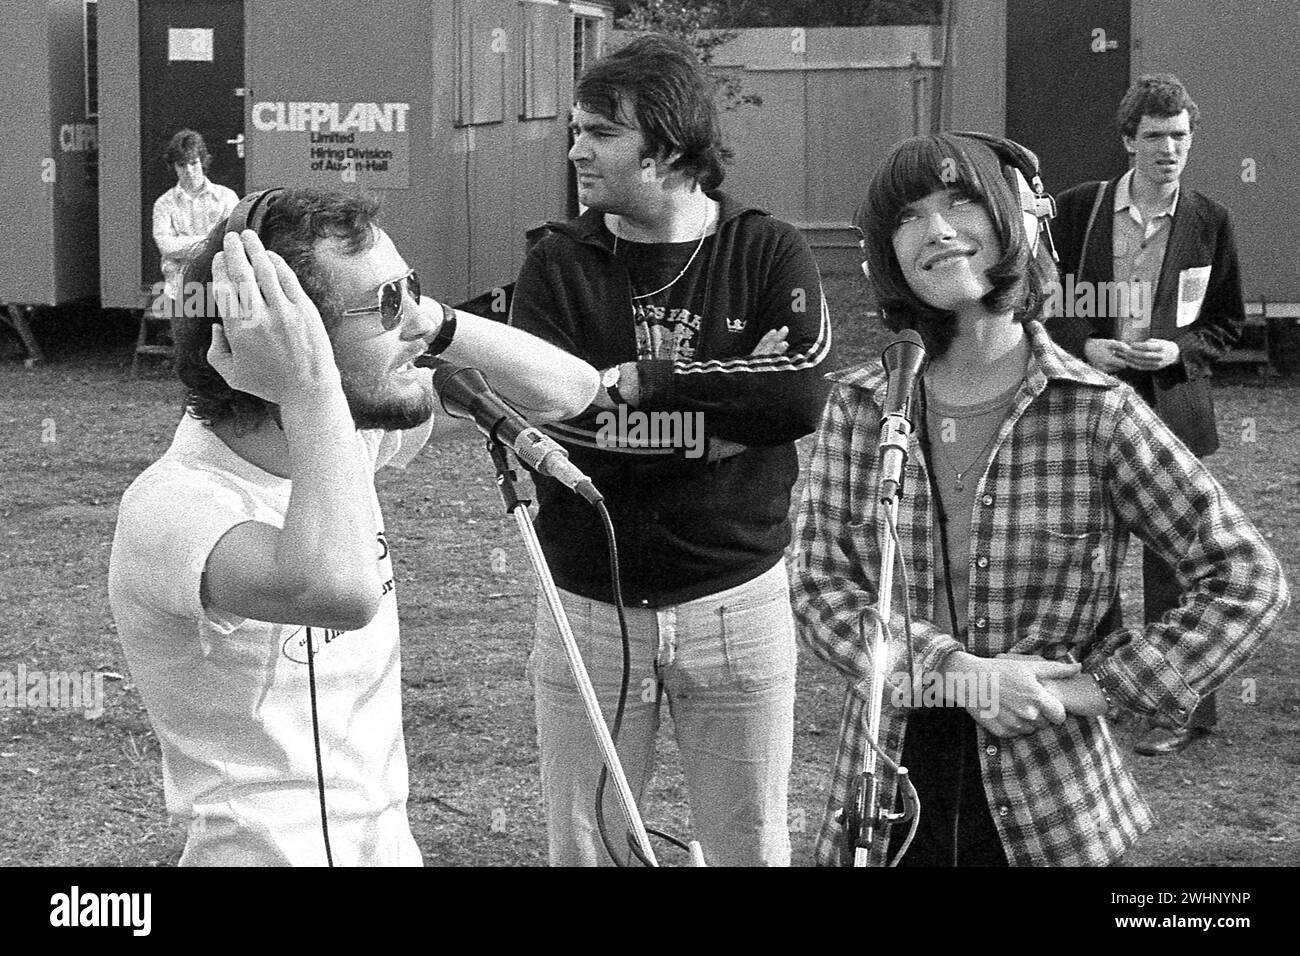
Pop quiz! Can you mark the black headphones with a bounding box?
[201,188,286,326]
[226,187,287,238]
[225,186,286,237]
[951,131,1058,262]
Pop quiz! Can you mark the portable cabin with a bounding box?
[708,1,1296,321]
[947,0,1298,312]
[0,0,100,362]
[708,26,945,274]
[98,0,613,314]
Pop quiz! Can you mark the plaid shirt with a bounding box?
[792,322,1288,866]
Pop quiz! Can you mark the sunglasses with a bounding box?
[341,269,420,330]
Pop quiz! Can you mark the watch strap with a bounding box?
[604,366,626,406]
[426,302,458,357]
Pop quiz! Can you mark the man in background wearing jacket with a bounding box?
[1047,74,1246,756]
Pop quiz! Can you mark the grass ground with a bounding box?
[0,278,1295,866]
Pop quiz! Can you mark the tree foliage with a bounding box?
[613,0,943,110]
[615,1,761,110]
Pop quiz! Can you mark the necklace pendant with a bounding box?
[954,475,964,492]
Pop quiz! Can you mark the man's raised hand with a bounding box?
[207,230,342,405]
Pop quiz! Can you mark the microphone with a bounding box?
[877,329,927,504]
[422,358,602,505]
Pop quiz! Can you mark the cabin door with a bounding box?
[138,0,245,291]
[1005,0,1131,193]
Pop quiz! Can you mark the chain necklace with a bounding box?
[613,200,712,301]
[928,395,1008,493]
[947,422,1004,492]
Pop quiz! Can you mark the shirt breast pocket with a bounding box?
[1023,528,1107,625]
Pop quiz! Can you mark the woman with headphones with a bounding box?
[791,132,1286,866]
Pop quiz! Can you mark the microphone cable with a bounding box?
[302,498,688,868]
[588,498,693,866]
[306,627,335,867]
[881,504,921,866]
[915,379,973,867]
[846,505,922,867]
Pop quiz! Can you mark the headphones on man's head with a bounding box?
[951,131,1058,263]
[226,187,286,237]
[201,188,286,325]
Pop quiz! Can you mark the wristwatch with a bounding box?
[1087,668,1121,722]
[426,301,458,356]
[601,364,626,406]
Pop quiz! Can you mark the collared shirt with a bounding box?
[152,179,239,299]
[792,322,1287,866]
[1112,169,1179,342]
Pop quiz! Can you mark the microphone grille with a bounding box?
[881,328,925,371]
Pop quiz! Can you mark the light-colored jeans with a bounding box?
[529,561,795,866]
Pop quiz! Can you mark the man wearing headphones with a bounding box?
[1046,74,1247,755]
[509,35,833,866]
[109,188,599,865]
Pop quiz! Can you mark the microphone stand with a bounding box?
[842,430,920,867]
[482,439,659,867]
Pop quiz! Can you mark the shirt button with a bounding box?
[985,745,998,757]
[974,617,987,629]
[998,805,1010,817]
[914,558,928,572]
[976,556,989,569]
[981,494,994,507]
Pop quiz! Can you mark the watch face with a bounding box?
[601,366,621,388]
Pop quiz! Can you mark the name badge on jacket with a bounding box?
[1177,266,1212,327]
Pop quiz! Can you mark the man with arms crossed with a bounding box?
[110,189,599,865]
[510,36,832,866]
[1047,75,1246,755]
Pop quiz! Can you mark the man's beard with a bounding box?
[342,375,437,431]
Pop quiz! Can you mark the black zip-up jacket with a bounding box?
[509,192,833,606]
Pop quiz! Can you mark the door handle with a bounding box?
[226,133,245,159]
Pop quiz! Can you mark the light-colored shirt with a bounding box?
[152,179,239,300]
[109,415,432,866]
[1111,168,1179,342]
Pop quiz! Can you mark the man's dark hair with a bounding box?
[164,128,212,172]
[173,188,381,430]
[576,34,731,191]
[1116,74,1199,138]
[853,133,1056,361]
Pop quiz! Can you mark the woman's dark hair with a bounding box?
[576,34,731,191]
[164,129,212,172]
[852,132,1057,360]
[173,188,381,430]
[1116,74,1199,139]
